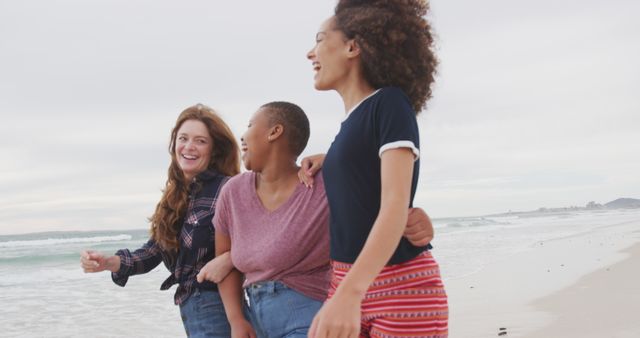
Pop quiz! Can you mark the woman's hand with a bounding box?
[404,207,434,247]
[298,153,326,188]
[230,318,257,338]
[80,250,120,273]
[196,251,234,283]
[308,292,361,338]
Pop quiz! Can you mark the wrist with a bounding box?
[227,314,247,325]
[334,282,367,300]
[224,255,234,271]
[107,256,121,273]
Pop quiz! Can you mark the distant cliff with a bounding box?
[604,198,640,209]
[490,197,640,217]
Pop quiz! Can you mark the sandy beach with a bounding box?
[443,214,640,337]
[524,243,640,338]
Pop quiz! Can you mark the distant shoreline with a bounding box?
[439,197,640,220]
[2,198,639,236]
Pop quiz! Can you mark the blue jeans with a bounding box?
[179,289,231,338]
[245,281,323,338]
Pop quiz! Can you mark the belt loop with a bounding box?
[244,288,251,308]
[274,280,284,293]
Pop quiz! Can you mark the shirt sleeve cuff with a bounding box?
[379,141,420,161]
[111,249,133,287]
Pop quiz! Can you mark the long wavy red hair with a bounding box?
[150,104,240,251]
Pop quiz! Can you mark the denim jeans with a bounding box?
[179,289,231,338]
[245,281,323,338]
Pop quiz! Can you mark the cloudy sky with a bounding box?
[1,0,638,235]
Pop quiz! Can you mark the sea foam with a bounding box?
[0,234,132,248]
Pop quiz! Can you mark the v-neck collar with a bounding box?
[249,171,305,214]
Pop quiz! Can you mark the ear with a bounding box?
[267,124,285,142]
[346,39,361,59]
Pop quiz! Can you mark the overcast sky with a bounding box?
[1,0,638,235]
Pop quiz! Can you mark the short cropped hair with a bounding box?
[261,101,310,157]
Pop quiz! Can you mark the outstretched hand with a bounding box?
[80,250,118,273]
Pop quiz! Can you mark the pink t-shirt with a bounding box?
[213,171,330,301]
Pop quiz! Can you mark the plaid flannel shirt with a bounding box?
[111,170,229,305]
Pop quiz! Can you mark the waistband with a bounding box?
[331,250,435,272]
[244,280,288,294]
[329,251,442,294]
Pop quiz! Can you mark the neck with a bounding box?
[183,173,194,183]
[255,154,299,193]
[334,68,375,114]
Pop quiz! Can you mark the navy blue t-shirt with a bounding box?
[323,87,429,265]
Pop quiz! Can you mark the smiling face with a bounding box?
[174,119,213,181]
[307,17,353,91]
[240,108,272,172]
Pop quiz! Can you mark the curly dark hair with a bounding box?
[334,0,437,113]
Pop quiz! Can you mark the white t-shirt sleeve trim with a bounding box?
[379,141,420,161]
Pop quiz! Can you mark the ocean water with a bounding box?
[0,230,184,338]
[1,209,640,337]
[432,208,640,280]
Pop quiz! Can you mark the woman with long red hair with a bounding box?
[81,104,240,338]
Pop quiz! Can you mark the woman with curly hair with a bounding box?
[80,104,240,338]
[306,0,448,337]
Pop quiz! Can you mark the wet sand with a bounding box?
[444,219,640,337]
[524,243,640,338]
